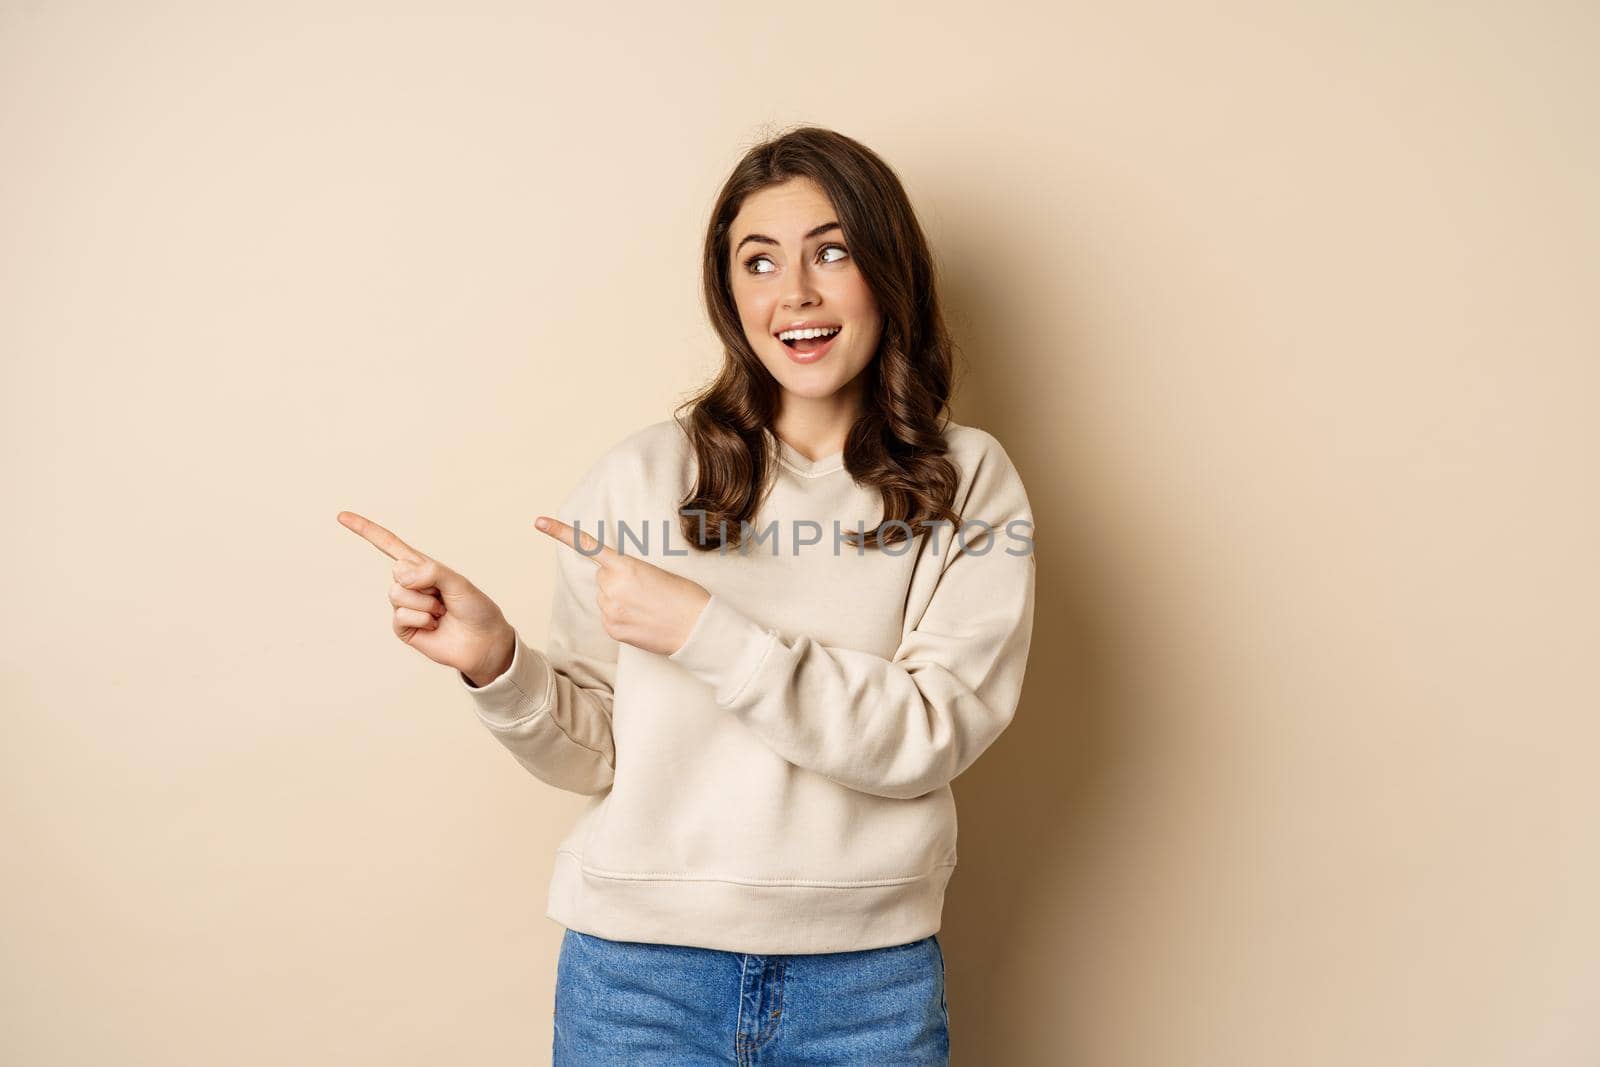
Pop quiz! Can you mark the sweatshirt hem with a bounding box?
[544,848,955,955]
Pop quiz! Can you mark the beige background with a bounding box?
[3,2,1596,1064]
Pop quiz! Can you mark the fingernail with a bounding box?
[535,518,549,531]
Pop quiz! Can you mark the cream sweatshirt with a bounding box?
[458,417,1036,954]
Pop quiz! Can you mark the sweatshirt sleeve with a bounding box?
[457,476,619,796]
[668,436,1037,800]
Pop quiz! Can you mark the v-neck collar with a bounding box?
[766,427,845,477]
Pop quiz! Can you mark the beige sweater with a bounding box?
[459,417,1037,954]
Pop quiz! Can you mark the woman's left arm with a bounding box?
[668,439,1036,800]
[667,523,1035,800]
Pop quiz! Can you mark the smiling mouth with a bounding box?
[779,327,842,353]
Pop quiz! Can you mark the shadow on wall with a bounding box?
[937,224,1142,1062]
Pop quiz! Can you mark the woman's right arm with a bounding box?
[457,494,619,796]
[337,470,619,797]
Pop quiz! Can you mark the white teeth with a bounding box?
[778,326,842,341]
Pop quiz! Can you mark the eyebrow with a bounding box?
[734,221,842,256]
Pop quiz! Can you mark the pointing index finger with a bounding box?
[535,516,617,565]
[336,510,428,564]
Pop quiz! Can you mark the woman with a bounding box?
[338,126,1036,1065]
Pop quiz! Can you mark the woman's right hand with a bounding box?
[336,510,516,687]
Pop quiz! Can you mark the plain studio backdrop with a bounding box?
[2,2,1596,1064]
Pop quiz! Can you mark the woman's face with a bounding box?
[726,176,882,411]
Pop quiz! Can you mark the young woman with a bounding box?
[338,126,1036,1064]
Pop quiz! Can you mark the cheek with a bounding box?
[833,276,877,319]
[858,284,881,319]
[732,284,768,327]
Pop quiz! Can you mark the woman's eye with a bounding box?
[743,244,849,274]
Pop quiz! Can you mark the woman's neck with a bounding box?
[773,392,862,463]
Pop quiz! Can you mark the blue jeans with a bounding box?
[552,928,950,1065]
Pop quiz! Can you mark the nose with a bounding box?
[781,260,821,311]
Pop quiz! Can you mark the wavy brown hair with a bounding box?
[674,126,966,552]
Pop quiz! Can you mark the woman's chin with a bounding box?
[776,373,854,401]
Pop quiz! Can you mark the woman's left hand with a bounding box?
[534,515,710,657]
